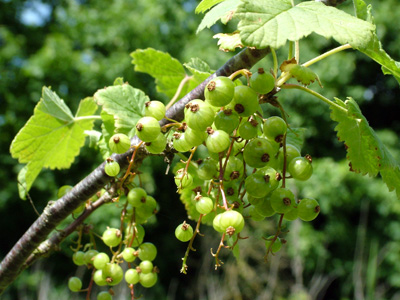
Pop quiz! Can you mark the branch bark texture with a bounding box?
[0,47,270,294]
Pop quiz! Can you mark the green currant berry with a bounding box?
[214,109,240,134]
[145,133,166,154]
[109,133,131,154]
[270,188,295,214]
[238,118,259,140]
[136,195,157,219]
[102,228,122,247]
[263,116,287,143]
[175,221,194,242]
[249,205,266,221]
[140,272,158,288]
[122,247,136,263]
[206,128,230,153]
[197,158,218,180]
[250,68,275,94]
[84,249,99,265]
[127,187,147,207]
[125,268,140,284]
[174,169,193,189]
[93,270,108,286]
[254,197,276,217]
[229,85,259,117]
[97,291,112,300]
[138,242,157,261]
[243,137,276,168]
[283,205,298,221]
[195,196,214,214]
[102,263,124,286]
[288,156,313,181]
[212,213,225,233]
[184,100,215,131]
[223,156,244,181]
[298,198,320,221]
[265,236,282,253]
[144,100,166,121]
[172,132,192,152]
[57,185,73,198]
[104,160,120,177]
[245,173,275,198]
[136,116,161,142]
[124,224,145,247]
[204,76,235,107]
[72,251,86,266]
[277,144,301,171]
[68,277,82,292]
[184,127,207,147]
[139,260,154,274]
[93,252,110,270]
[219,210,245,235]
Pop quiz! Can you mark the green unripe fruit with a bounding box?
[140,272,158,288]
[172,132,192,152]
[174,168,193,189]
[139,260,154,274]
[195,196,214,215]
[219,210,245,235]
[298,198,320,221]
[212,214,225,233]
[97,291,113,300]
[270,188,295,214]
[127,187,147,207]
[135,116,161,142]
[93,252,110,270]
[138,242,157,261]
[72,251,85,266]
[184,99,215,131]
[102,228,122,247]
[254,197,276,218]
[184,127,207,147]
[145,133,166,154]
[288,156,313,181]
[122,247,136,263]
[243,137,277,168]
[229,85,259,117]
[214,109,240,134]
[109,133,131,154]
[223,156,244,181]
[68,277,82,292]
[93,270,108,286]
[204,76,235,107]
[102,263,124,286]
[144,100,166,121]
[206,128,230,153]
[197,158,218,180]
[125,268,140,284]
[263,116,287,143]
[84,249,99,265]
[104,160,120,177]
[175,221,194,242]
[238,118,259,140]
[250,68,275,94]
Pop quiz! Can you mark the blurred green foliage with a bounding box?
[1,0,400,299]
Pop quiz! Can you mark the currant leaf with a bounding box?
[10,88,97,199]
[213,32,243,52]
[236,0,375,49]
[94,83,148,138]
[330,97,400,198]
[280,58,322,87]
[196,0,226,14]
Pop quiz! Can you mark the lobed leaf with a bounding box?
[130,48,186,98]
[280,58,322,86]
[236,0,375,49]
[10,88,98,199]
[94,84,148,138]
[196,0,240,34]
[330,97,400,198]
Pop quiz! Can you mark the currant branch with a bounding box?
[0,47,270,295]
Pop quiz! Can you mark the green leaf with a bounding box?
[94,84,148,138]
[184,58,212,92]
[213,32,243,52]
[330,97,400,198]
[354,2,400,84]
[236,0,375,49]
[280,59,322,86]
[130,48,186,98]
[113,77,125,86]
[196,0,240,34]
[196,0,226,14]
[10,88,98,199]
[98,110,115,159]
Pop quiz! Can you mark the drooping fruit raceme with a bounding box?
[109,133,131,154]
[204,76,235,107]
[135,116,161,142]
[250,68,275,94]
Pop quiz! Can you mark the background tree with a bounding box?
[1,0,400,299]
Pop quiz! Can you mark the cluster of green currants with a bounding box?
[67,187,159,298]
[169,68,320,253]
